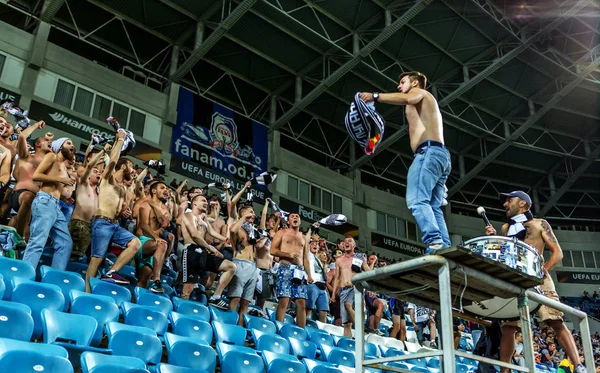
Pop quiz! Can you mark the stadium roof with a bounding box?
[3,0,600,225]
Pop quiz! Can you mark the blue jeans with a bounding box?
[59,199,74,223]
[90,217,136,258]
[406,143,451,247]
[23,192,73,270]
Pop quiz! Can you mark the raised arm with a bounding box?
[102,130,126,179]
[175,179,187,205]
[17,120,44,159]
[541,220,563,273]
[259,199,270,230]
[79,149,105,185]
[134,167,149,199]
[229,181,251,220]
[376,89,426,106]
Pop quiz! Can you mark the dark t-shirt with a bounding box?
[541,349,552,364]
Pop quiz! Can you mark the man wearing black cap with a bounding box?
[360,72,451,253]
[486,191,586,373]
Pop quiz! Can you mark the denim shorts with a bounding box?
[91,217,137,258]
[307,283,329,312]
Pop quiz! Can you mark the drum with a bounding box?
[462,236,543,279]
[460,236,543,321]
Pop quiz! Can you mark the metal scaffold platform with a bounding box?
[351,248,595,373]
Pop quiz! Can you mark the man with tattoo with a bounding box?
[22,137,76,270]
[85,130,141,292]
[8,120,49,240]
[135,181,170,293]
[179,194,236,308]
[485,191,586,373]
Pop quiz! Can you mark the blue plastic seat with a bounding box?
[89,277,132,306]
[302,358,341,373]
[220,348,264,373]
[365,342,380,357]
[0,256,35,300]
[244,314,277,334]
[335,336,355,351]
[172,298,210,321]
[407,357,428,368]
[262,350,304,373]
[411,367,430,373]
[41,309,109,367]
[40,265,86,311]
[169,312,213,344]
[163,332,216,372]
[0,300,34,341]
[309,331,334,349]
[252,329,290,354]
[320,344,355,367]
[118,265,138,283]
[427,357,440,368]
[106,322,162,365]
[70,290,119,346]
[0,336,69,358]
[280,324,308,341]
[122,302,168,336]
[0,273,5,299]
[66,261,89,279]
[160,274,174,286]
[0,349,73,373]
[81,351,147,373]
[289,337,317,359]
[216,342,257,361]
[11,279,65,339]
[212,320,246,346]
[385,347,406,357]
[135,289,173,315]
[157,364,207,373]
[269,309,295,324]
[457,363,471,373]
[209,305,238,324]
[388,361,411,370]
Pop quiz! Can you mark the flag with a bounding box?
[250,171,277,186]
[319,214,348,226]
[267,198,289,222]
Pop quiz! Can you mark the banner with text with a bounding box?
[0,86,21,104]
[371,232,425,257]
[278,197,358,237]
[171,87,269,203]
[556,271,600,284]
[29,100,161,161]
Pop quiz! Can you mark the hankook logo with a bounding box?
[48,111,115,140]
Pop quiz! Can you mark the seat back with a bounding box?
[11,280,65,339]
[0,350,73,373]
[221,351,264,373]
[264,352,304,373]
[216,342,256,360]
[336,336,355,351]
[168,338,216,372]
[109,329,162,364]
[365,341,380,357]
[170,313,213,344]
[40,265,86,311]
[89,277,132,305]
[80,351,146,373]
[328,347,355,367]
[156,364,207,373]
[70,290,119,346]
[289,337,317,359]
[66,261,88,279]
[0,256,35,300]
[246,315,277,334]
[0,337,68,358]
[0,274,5,300]
[42,309,97,346]
[209,306,238,325]
[124,303,168,335]
[280,324,308,341]
[407,357,428,368]
[172,298,210,321]
[137,292,173,315]
[212,320,246,346]
[256,332,290,355]
[302,358,339,373]
[0,300,33,341]
[310,331,334,348]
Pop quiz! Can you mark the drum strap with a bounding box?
[507,210,533,239]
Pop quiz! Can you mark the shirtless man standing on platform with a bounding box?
[85,130,141,292]
[22,137,76,270]
[270,212,312,328]
[179,194,236,308]
[330,236,370,337]
[9,120,49,240]
[361,72,451,253]
[69,149,106,261]
[486,191,586,373]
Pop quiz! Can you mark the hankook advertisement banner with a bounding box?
[170,87,269,203]
[28,100,161,161]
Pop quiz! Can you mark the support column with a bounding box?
[384,9,392,27]
[438,263,456,370]
[458,155,465,178]
[462,65,469,82]
[169,45,180,77]
[19,21,52,109]
[269,129,282,171]
[295,76,302,103]
[533,189,540,214]
[195,21,205,49]
[528,100,535,116]
[548,174,556,196]
[353,33,360,55]
[269,95,277,125]
[519,295,537,373]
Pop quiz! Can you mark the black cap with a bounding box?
[499,191,532,206]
